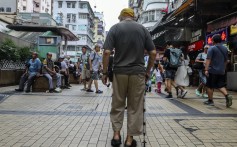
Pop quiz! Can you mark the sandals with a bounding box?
[111,135,121,147]
[124,139,137,147]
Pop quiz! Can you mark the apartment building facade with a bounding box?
[17,0,52,14]
[93,12,105,47]
[53,0,95,57]
[0,0,18,14]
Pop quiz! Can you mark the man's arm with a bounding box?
[89,54,93,71]
[102,50,111,74]
[204,59,210,71]
[146,49,157,75]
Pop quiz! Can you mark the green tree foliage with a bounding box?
[0,39,31,61]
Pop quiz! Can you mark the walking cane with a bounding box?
[142,83,148,147]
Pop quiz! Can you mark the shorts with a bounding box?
[91,71,99,80]
[165,70,176,80]
[206,73,226,89]
[198,70,207,84]
[81,69,90,80]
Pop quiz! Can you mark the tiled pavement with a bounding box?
[0,84,236,147]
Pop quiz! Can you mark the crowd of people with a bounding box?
[13,7,233,147]
[14,44,105,94]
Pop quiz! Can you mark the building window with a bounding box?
[72,14,76,23]
[143,12,148,23]
[79,3,87,9]
[65,24,69,28]
[23,6,26,11]
[45,8,48,13]
[0,7,4,12]
[67,2,76,8]
[6,7,11,12]
[67,14,71,23]
[36,3,40,8]
[42,6,44,10]
[149,11,155,21]
[58,1,62,8]
[72,25,76,31]
[67,13,76,23]
[79,13,87,19]
[78,25,87,31]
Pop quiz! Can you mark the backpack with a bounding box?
[80,53,96,70]
[169,48,182,68]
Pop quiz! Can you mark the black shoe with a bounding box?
[111,135,121,147]
[25,90,30,93]
[149,87,151,92]
[48,89,54,93]
[175,87,179,96]
[15,89,23,92]
[107,83,110,87]
[124,139,137,147]
[96,90,103,94]
[165,94,173,99]
[226,95,233,108]
[203,100,214,106]
[64,86,70,89]
[67,84,72,87]
[87,89,94,92]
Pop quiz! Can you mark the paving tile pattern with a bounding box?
[0,85,236,147]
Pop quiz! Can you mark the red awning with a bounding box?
[188,40,204,52]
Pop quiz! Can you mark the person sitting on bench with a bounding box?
[42,52,62,93]
[15,52,41,93]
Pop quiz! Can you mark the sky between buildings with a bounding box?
[87,0,128,31]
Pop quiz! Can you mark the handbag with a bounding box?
[187,66,193,75]
[193,53,204,69]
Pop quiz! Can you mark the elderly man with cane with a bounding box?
[102,8,156,147]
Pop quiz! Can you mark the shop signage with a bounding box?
[191,29,202,43]
[206,28,228,45]
[230,25,237,35]
[188,40,204,52]
[207,15,237,32]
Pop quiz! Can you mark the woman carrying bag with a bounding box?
[174,47,191,98]
[194,45,210,98]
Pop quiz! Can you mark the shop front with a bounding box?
[187,40,205,86]
[207,12,237,91]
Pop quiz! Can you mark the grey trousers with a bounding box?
[110,74,145,136]
[44,73,61,89]
[19,73,36,91]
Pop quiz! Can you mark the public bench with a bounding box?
[32,75,65,92]
[69,73,80,84]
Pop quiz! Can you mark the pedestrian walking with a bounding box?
[144,51,152,92]
[78,46,90,90]
[204,34,232,107]
[102,8,156,147]
[195,45,209,98]
[15,52,41,93]
[154,62,164,93]
[59,55,70,89]
[42,52,62,93]
[64,56,72,87]
[174,47,189,98]
[107,50,114,87]
[87,45,103,94]
[163,45,182,98]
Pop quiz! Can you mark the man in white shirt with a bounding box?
[59,56,70,89]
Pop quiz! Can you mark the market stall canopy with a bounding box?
[6,25,79,41]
